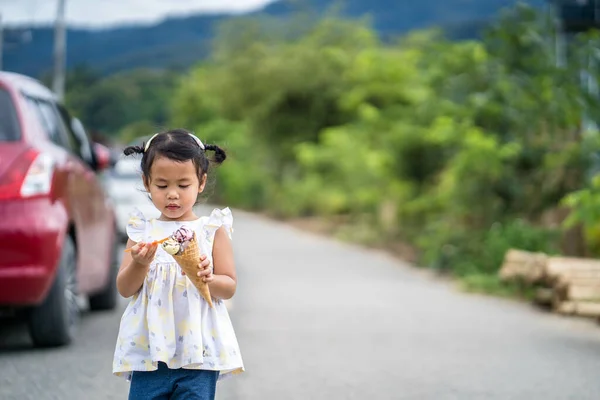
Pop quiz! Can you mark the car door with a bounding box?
[26,97,111,294]
[55,104,115,294]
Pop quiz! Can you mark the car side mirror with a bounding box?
[93,143,112,171]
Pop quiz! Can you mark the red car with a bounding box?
[0,72,118,347]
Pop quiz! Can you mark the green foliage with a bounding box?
[64,67,179,138]
[53,3,600,294]
[119,121,159,146]
[561,162,600,257]
[458,274,536,299]
[197,119,269,211]
[164,4,600,287]
[421,219,559,276]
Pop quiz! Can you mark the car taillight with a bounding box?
[0,149,55,200]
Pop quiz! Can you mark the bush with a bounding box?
[166,7,600,288]
[417,218,560,277]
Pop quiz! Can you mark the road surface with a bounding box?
[2,208,600,399]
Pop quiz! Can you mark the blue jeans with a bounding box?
[128,362,220,400]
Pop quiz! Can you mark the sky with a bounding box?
[0,0,277,28]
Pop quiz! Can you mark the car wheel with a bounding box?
[88,234,119,311]
[28,235,79,347]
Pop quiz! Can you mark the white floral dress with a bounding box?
[112,207,244,381]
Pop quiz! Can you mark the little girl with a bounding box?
[112,129,244,400]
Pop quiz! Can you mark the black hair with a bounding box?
[123,128,226,193]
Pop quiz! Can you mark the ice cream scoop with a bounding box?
[173,226,194,243]
[162,238,181,255]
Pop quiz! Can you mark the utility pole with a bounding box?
[0,13,4,71]
[53,0,67,101]
[551,1,566,68]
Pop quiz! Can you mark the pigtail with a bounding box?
[204,144,227,165]
[123,145,145,156]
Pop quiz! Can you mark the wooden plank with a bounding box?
[533,287,554,306]
[543,257,600,285]
[505,249,546,264]
[575,302,600,317]
[498,249,548,284]
[545,257,600,277]
[554,300,576,315]
[565,285,600,301]
[555,277,600,289]
[553,301,600,317]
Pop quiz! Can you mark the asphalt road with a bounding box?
[2,208,600,399]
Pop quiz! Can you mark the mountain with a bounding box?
[2,0,545,79]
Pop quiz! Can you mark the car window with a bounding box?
[26,97,65,146]
[26,97,78,154]
[0,88,21,141]
[57,105,92,163]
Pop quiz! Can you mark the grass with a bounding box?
[458,273,537,300]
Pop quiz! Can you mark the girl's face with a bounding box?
[144,156,206,221]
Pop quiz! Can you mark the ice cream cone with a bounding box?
[170,233,214,308]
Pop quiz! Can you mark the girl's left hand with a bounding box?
[181,254,213,282]
[198,264,214,283]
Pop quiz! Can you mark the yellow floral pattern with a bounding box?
[112,207,244,381]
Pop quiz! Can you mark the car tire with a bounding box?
[88,234,119,311]
[28,235,79,347]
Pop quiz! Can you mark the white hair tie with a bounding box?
[144,132,205,152]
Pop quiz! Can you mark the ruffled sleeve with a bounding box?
[125,208,148,243]
[204,207,234,241]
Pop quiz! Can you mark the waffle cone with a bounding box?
[171,235,214,308]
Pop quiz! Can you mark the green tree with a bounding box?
[168,5,600,282]
[65,68,178,137]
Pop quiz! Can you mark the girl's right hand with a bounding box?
[129,242,158,266]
